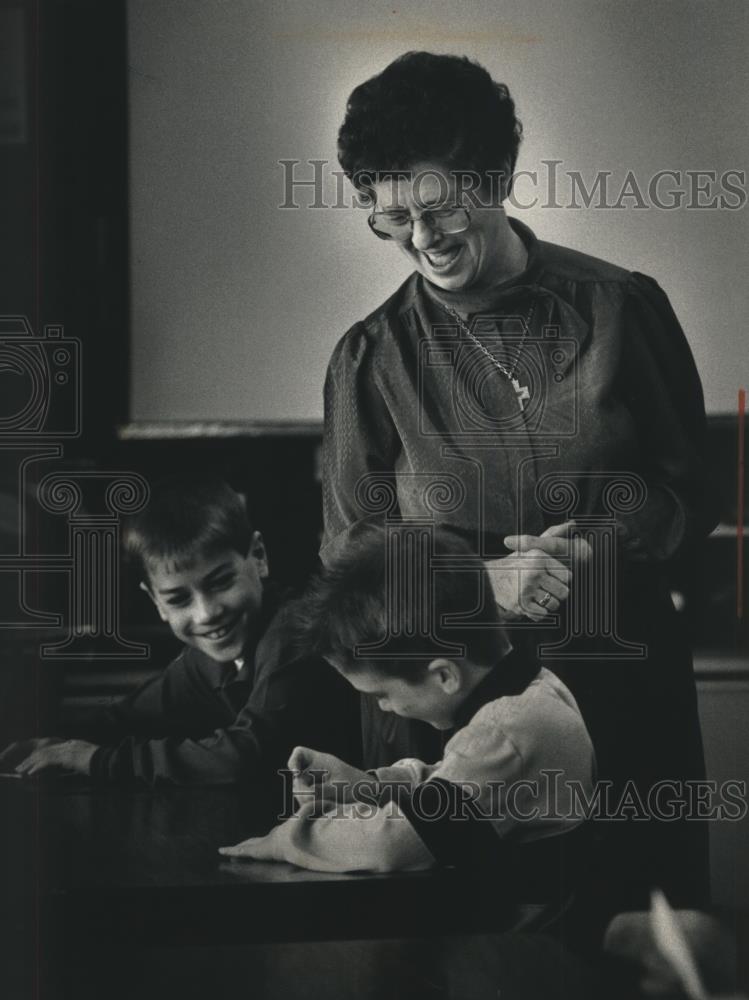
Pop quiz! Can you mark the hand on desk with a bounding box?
[219,801,318,863]
[0,737,98,777]
[488,520,591,622]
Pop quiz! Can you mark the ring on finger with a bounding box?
[537,590,553,609]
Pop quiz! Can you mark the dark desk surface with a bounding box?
[2,780,579,947]
[2,781,610,1000]
[4,782,746,1000]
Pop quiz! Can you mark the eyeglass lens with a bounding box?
[370,207,469,240]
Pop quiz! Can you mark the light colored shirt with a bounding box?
[253,667,595,873]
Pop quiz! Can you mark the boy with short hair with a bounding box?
[221,526,595,872]
[0,477,359,784]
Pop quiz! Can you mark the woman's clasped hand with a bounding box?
[488,520,593,622]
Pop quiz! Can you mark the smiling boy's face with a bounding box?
[144,533,268,662]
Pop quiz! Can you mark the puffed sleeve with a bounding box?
[320,323,401,563]
[616,273,718,560]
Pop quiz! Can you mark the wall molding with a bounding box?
[118,420,323,440]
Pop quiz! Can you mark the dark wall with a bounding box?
[112,434,324,594]
[0,0,130,455]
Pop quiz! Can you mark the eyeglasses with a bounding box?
[368,206,471,242]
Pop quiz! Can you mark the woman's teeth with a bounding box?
[425,246,460,267]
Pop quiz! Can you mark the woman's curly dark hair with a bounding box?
[338,51,523,196]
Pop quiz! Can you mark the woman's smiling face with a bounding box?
[369,162,508,294]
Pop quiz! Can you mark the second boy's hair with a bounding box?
[294,524,504,680]
[123,476,253,580]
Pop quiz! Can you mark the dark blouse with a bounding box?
[321,218,715,564]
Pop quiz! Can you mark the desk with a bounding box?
[1,782,600,1000]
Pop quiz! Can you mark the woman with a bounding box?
[321,52,715,911]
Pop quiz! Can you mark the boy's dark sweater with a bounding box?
[89,592,360,785]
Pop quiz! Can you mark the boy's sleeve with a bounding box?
[90,648,218,740]
[373,758,438,787]
[225,799,435,873]
[89,651,360,785]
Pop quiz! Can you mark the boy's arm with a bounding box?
[373,758,438,788]
[220,799,435,873]
[90,730,252,784]
[0,737,98,777]
[220,746,508,873]
[91,648,216,739]
[89,653,360,785]
[0,648,217,778]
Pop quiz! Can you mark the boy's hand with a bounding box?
[219,815,300,864]
[0,737,61,771]
[220,831,284,863]
[3,737,98,778]
[220,801,321,865]
[288,746,370,805]
[288,746,369,786]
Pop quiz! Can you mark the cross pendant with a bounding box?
[511,378,531,411]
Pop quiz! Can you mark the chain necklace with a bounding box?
[439,301,535,411]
